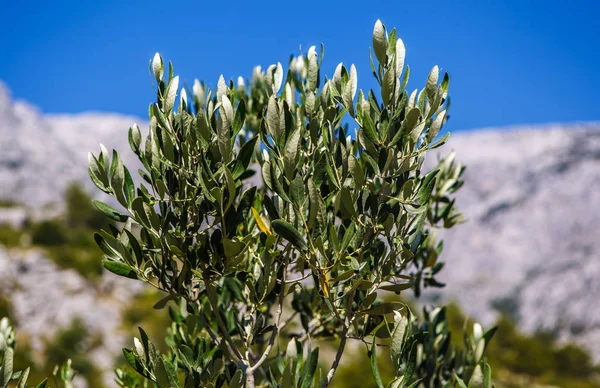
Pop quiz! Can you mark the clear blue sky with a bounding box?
[1,0,598,131]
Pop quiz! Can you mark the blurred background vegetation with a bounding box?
[0,183,599,387]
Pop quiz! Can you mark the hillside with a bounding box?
[1,80,599,363]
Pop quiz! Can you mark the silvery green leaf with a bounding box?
[265,64,276,93]
[473,322,483,343]
[428,110,446,141]
[474,338,485,363]
[179,87,187,111]
[307,45,319,92]
[16,367,29,388]
[152,52,163,82]
[102,260,137,279]
[408,88,418,109]
[372,19,387,64]
[370,337,384,388]
[350,64,357,100]
[267,95,281,139]
[400,64,410,92]
[3,347,13,385]
[469,364,484,388]
[381,66,395,106]
[221,95,233,130]
[128,124,142,153]
[390,310,409,368]
[284,128,301,179]
[193,79,205,108]
[217,74,227,103]
[99,143,110,166]
[285,82,294,107]
[426,65,439,101]
[218,114,232,164]
[252,65,263,83]
[305,92,315,116]
[333,62,343,92]
[272,220,308,252]
[110,150,127,207]
[274,62,283,94]
[164,75,179,113]
[395,38,405,75]
[134,337,145,359]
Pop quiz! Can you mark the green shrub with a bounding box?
[0,225,24,247]
[31,219,68,246]
[87,19,493,388]
[2,19,499,388]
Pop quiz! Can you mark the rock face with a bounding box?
[0,246,141,385]
[1,80,600,360]
[0,81,143,209]
[430,123,600,357]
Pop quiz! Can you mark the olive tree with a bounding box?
[0,19,497,388]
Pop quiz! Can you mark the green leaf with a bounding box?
[272,220,308,252]
[483,363,492,388]
[34,379,48,388]
[307,46,319,93]
[223,167,236,212]
[164,75,179,113]
[152,53,163,82]
[426,66,439,101]
[162,358,182,388]
[267,95,281,140]
[233,135,258,179]
[123,167,135,207]
[270,163,292,203]
[395,38,405,76]
[381,66,396,106]
[380,283,412,293]
[231,186,253,224]
[110,151,127,207]
[330,269,354,283]
[427,132,450,150]
[370,338,385,388]
[300,347,319,388]
[16,367,29,388]
[390,311,409,368]
[454,372,468,388]
[2,347,13,386]
[232,99,246,139]
[340,187,357,219]
[92,200,128,222]
[102,260,138,279]
[361,111,379,144]
[404,107,421,134]
[128,124,142,153]
[468,364,484,388]
[284,128,301,180]
[94,232,121,259]
[360,302,405,316]
[372,20,387,65]
[307,178,323,230]
[290,174,305,209]
[428,110,446,142]
[88,152,109,190]
[229,369,244,388]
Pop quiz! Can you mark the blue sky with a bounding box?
[1,0,598,132]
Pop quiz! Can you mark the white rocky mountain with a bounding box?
[1,80,599,363]
[0,81,142,209]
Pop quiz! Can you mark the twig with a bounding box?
[203,274,244,363]
[248,265,288,375]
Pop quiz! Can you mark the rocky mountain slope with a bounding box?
[434,124,600,355]
[1,81,599,361]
